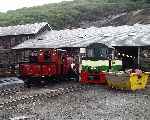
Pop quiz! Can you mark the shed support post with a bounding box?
[138,47,140,67]
[112,49,115,59]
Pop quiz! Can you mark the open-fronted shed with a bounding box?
[13,24,150,49]
[13,24,150,71]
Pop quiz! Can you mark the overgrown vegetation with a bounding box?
[0,0,149,29]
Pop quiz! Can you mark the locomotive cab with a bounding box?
[29,51,38,63]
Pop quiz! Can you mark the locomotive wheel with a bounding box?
[66,73,79,81]
[19,76,31,88]
[40,80,47,86]
[46,76,60,83]
[56,76,64,81]
[24,78,32,88]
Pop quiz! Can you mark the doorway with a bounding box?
[114,46,138,70]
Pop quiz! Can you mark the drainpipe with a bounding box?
[138,47,140,67]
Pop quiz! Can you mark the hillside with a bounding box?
[0,0,150,29]
[80,8,150,28]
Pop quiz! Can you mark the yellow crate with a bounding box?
[145,72,150,85]
[106,72,149,91]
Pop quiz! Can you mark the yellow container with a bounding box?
[145,72,150,85]
[106,72,149,91]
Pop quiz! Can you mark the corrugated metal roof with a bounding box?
[13,24,150,49]
[0,22,49,36]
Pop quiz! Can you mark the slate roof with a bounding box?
[0,22,49,37]
[13,24,150,49]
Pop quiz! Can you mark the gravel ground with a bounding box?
[0,80,80,103]
[0,84,150,120]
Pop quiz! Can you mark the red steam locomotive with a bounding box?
[19,49,78,86]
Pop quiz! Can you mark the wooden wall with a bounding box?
[0,24,50,67]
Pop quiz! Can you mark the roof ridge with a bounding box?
[0,22,49,36]
[0,22,48,28]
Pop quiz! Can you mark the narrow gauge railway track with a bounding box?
[0,83,89,109]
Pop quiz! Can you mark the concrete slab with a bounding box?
[0,77,24,92]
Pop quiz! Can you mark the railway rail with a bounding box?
[0,82,89,110]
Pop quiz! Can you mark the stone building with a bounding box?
[0,22,51,67]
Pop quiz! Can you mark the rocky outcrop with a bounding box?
[80,8,150,28]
